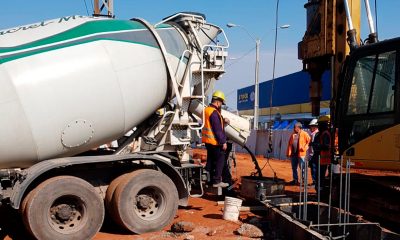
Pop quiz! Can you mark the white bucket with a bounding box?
[223,196,243,221]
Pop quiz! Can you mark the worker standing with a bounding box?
[286,122,311,185]
[308,119,319,187]
[202,91,229,188]
[313,115,331,192]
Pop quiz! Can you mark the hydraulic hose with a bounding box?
[243,145,263,177]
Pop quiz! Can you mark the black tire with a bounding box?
[21,187,42,236]
[22,176,104,240]
[112,169,179,233]
[105,173,129,218]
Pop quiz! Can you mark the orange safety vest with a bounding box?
[320,130,332,165]
[286,130,310,158]
[202,106,224,146]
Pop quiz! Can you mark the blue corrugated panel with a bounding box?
[237,71,331,110]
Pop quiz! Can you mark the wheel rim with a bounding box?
[48,195,87,234]
[133,187,165,221]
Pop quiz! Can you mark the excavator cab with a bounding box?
[336,37,400,170]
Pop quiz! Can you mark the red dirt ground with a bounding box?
[1,149,399,240]
[95,149,317,240]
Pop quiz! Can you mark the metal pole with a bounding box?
[364,0,375,34]
[343,160,349,237]
[346,160,351,224]
[328,163,333,232]
[254,39,260,130]
[343,0,359,50]
[94,0,100,15]
[269,0,280,131]
[108,0,114,17]
[317,156,320,230]
[343,0,355,30]
[339,156,343,225]
[311,222,379,227]
[298,162,303,220]
[304,159,308,221]
[93,0,114,17]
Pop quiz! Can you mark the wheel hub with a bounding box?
[137,195,154,210]
[55,204,74,221]
[49,196,85,233]
[133,187,165,221]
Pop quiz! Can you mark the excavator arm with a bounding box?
[298,0,361,117]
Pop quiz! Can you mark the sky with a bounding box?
[1,0,400,108]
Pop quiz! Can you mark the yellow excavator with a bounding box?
[299,0,399,171]
[299,0,400,230]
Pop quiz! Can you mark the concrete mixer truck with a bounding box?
[0,13,251,239]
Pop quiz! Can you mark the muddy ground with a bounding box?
[1,149,399,240]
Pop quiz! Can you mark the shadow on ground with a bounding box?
[0,205,32,240]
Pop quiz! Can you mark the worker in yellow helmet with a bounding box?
[202,90,229,188]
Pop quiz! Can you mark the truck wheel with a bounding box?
[112,169,179,233]
[22,176,104,240]
[21,187,39,235]
[105,173,129,217]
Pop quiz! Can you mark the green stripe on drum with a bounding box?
[0,39,158,64]
[0,20,148,54]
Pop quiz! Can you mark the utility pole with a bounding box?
[254,38,260,130]
[93,0,114,18]
[227,22,289,130]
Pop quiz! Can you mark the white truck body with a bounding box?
[0,15,189,167]
[0,13,251,240]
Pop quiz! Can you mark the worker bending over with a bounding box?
[202,91,229,188]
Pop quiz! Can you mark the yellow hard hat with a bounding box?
[212,90,225,103]
[318,115,331,123]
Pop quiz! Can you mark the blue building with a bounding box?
[237,71,331,126]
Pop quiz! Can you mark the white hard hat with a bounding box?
[309,118,318,126]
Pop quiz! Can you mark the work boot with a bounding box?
[213,182,229,188]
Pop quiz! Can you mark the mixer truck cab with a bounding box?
[0,12,251,240]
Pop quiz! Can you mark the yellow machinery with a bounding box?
[299,1,400,230]
[299,0,400,171]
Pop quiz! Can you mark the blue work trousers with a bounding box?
[309,154,318,184]
[291,156,305,182]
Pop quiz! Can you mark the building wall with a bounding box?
[237,70,331,115]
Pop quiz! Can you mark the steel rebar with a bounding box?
[346,160,351,224]
[328,162,333,232]
[303,159,308,221]
[339,156,343,225]
[317,155,321,230]
[299,163,303,220]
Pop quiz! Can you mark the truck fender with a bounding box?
[9,154,189,209]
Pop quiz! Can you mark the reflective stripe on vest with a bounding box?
[202,106,224,146]
[320,130,331,165]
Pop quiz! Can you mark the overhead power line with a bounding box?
[83,0,90,16]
